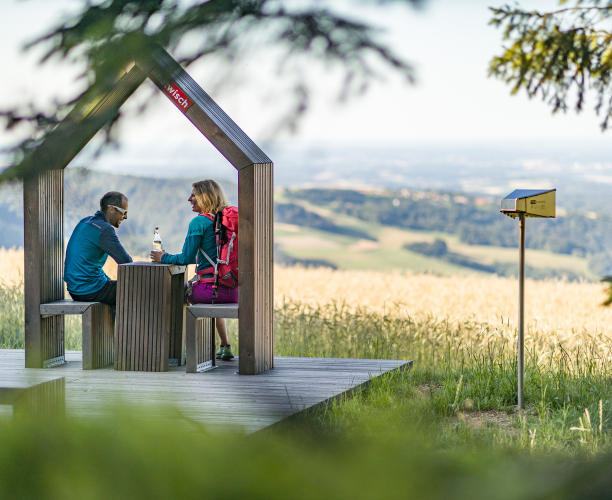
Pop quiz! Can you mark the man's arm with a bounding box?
[99,228,133,264]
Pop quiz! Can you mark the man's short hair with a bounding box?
[100,192,127,213]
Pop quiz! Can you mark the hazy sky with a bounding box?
[1,0,610,177]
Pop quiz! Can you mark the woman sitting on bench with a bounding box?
[150,180,238,361]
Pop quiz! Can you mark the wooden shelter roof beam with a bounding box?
[136,46,271,171]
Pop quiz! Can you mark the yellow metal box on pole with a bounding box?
[500,189,556,218]
[500,188,556,410]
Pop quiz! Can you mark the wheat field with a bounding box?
[276,266,612,336]
[0,248,26,285]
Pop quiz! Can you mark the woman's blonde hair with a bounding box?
[192,180,230,214]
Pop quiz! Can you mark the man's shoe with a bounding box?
[221,345,235,361]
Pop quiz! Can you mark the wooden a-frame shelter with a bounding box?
[8,45,273,375]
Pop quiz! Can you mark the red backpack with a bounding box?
[196,207,238,299]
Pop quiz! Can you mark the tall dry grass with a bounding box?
[4,247,612,366]
[2,247,612,349]
[0,247,128,283]
[0,248,25,285]
[275,266,612,348]
[271,266,612,429]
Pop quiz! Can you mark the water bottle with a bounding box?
[152,227,163,251]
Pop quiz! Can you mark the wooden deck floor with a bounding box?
[0,350,411,432]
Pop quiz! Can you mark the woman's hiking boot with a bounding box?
[216,345,234,360]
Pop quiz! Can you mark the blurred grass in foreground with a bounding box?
[1,407,612,500]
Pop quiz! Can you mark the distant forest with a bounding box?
[286,188,612,277]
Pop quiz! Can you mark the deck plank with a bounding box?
[0,350,411,432]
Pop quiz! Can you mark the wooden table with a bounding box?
[115,262,186,371]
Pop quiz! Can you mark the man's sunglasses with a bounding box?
[110,205,128,216]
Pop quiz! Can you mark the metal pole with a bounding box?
[518,213,526,409]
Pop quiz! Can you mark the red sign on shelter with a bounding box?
[162,82,193,112]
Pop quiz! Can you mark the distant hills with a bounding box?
[403,238,584,281]
[1,170,611,280]
[0,168,237,256]
[288,188,612,278]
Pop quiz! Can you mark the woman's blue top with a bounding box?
[161,214,217,277]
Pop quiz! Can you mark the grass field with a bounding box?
[4,247,612,497]
[2,247,610,343]
[3,247,612,479]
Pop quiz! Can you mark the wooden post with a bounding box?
[12,378,66,419]
[19,66,146,369]
[238,163,274,375]
[168,272,186,366]
[24,169,65,368]
[185,312,215,373]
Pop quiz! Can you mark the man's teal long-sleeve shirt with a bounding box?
[64,211,132,295]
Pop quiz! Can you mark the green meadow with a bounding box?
[275,215,595,279]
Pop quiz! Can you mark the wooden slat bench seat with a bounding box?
[0,378,65,418]
[40,300,113,370]
[186,304,238,373]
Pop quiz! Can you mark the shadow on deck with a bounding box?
[0,350,411,433]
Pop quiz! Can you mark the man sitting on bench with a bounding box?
[64,191,133,307]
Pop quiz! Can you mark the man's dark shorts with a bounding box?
[69,280,117,307]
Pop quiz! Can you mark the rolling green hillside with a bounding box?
[0,172,603,280]
[276,188,610,280]
[274,208,595,281]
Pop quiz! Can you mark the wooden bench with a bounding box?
[40,300,114,370]
[0,378,65,418]
[186,303,238,373]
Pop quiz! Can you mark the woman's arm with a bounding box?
[152,218,207,266]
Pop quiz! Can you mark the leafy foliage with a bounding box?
[1,0,422,170]
[490,1,612,129]
[404,238,448,257]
